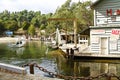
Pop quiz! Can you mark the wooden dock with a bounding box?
[60,47,120,60]
[74,53,120,60]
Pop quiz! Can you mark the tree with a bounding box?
[0,0,94,36]
[0,19,5,34]
[73,1,93,31]
[4,20,18,31]
[28,24,35,36]
[31,17,37,26]
[22,21,30,30]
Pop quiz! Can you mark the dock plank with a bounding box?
[74,53,120,59]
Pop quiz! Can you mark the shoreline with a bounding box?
[0,37,18,43]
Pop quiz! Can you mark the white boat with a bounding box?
[9,37,26,48]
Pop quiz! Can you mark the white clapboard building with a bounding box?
[90,0,120,54]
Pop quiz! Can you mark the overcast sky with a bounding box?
[0,0,96,14]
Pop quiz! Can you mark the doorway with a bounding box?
[101,37,109,55]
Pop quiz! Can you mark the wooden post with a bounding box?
[66,48,70,59]
[30,63,34,74]
[70,48,74,59]
[107,76,111,80]
[66,48,69,55]
[73,19,77,48]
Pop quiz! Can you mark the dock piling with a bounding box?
[66,48,74,59]
[70,48,74,59]
[66,48,69,59]
[30,63,34,74]
[107,74,111,80]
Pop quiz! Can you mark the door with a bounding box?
[101,37,108,55]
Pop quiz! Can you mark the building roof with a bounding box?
[91,0,102,9]
[79,28,90,35]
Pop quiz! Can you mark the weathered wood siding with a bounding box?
[90,27,120,53]
[94,0,120,26]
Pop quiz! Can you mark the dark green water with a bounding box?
[0,41,120,78]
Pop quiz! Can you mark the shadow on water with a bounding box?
[0,41,120,78]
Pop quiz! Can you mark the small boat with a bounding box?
[9,37,26,48]
[13,40,26,47]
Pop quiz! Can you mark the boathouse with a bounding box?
[90,0,120,54]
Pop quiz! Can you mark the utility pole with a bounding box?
[73,19,77,48]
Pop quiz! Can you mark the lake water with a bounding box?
[0,41,120,78]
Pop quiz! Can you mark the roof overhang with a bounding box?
[90,26,120,29]
[91,0,102,9]
[79,28,90,35]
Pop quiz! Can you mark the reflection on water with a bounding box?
[10,47,25,55]
[0,41,120,77]
[65,61,120,77]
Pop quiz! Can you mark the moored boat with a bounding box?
[8,37,26,48]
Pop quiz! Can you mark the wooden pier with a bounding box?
[60,47,120,60]
[74,53,120,60]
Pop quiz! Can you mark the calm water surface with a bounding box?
[0,41,120,77]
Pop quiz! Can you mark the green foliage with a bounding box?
[0,0,93,36]
[40,24,45,30]
[52,0,93,33]
[3,20,18,31]
[0,19,5,34]
[22,21,30,30]
[28,24,35,36]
